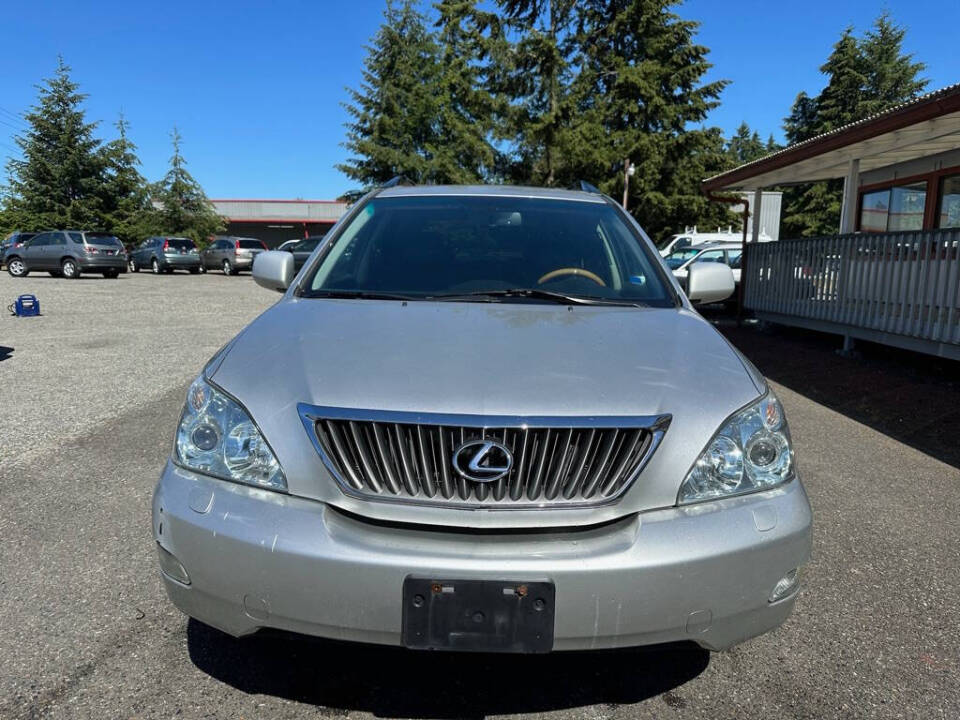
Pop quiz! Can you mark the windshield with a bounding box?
[663,248,701,269]
[302,195,674,306]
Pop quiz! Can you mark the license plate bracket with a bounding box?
[402,577,555,653]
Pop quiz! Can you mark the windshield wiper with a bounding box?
[428,289,645,307]
[305,290,418,301]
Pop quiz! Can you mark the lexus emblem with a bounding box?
[452,439,513,483]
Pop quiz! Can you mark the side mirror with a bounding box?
[252,250,295,292]
[687,262,735,304]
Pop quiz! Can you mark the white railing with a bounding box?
[744,229,960,356]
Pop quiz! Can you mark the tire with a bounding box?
[151,258,160,274]
[222,259,234,275]
[62,258,80,279]
[129,258,139,272]
[6,257,27,277]
[103,269,120,279]
[198,264,206,274]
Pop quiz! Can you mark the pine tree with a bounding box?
[783,92,818,144]
[727,122,767,165]
[569,0,733,238]
[153,128,223,245]
[859,12,927,116]
[816,29,867,133]
[338,0,445,186]
[99,114,154,244]
[431,0,499,183]
[495,0,578,185]
[5,57,105,230]
[780,15,928,238]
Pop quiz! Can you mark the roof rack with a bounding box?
[575,180,602,194]
[381,175,414,189]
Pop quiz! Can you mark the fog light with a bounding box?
[768,568,800,603]
[157,543,191,585]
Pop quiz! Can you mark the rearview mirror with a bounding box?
[252,250,295,292]
[686,262,735,304]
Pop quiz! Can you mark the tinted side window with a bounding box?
[30,233,50,246]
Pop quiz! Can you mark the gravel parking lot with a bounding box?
[1,271,958,719]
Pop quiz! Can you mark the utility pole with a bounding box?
[622,158,635,209]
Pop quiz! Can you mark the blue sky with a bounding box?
[1,0,957,199]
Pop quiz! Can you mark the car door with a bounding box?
[49,232,71,270]
[23,232,51,269]
[135,239,151,266]
[725,248,743,284]
[203,240,216,267]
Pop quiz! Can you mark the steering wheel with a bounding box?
[537,267,606,287]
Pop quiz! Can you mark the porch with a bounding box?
[702,83,960,360]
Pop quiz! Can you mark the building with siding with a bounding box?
[210,198,349,248]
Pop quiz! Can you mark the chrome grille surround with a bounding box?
[297,404,671,510]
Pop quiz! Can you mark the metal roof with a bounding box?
[703,82,960,191]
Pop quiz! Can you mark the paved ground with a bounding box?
[1,273,958,719]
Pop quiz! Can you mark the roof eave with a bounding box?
[702,83,960,193]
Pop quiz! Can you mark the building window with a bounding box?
[939,174,960,229]
[859,182,927,232]
[860,189,889,232]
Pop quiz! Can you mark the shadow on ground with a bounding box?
[703,307,960,469]
[0,346,12,361]
[187,620,709,718]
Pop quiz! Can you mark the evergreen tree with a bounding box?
[338,0,445,186]
[780,15,928,238]
[494,0,578,185]
[569,0,733,238]
[859,12,927,116]
[431,0,499,183]
[99,113,154,244]
[153,128,223,245]
[5,57,105,230]
[783,92,818,144]
[815,29,867,133]
[727,122,767,165]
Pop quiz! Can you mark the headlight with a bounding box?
[678,390,793,504]
[175,376,286,491]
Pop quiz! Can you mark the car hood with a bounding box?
[210,298,764,526]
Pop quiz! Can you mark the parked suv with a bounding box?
[154,184,811,655]
[1,231,38,269]
[5,230,126,278]
[200,237,267,275]
[284,234,326,272]
[130,237,201,274]
[665,242,744,289]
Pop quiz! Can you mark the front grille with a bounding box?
[298,406,670,509]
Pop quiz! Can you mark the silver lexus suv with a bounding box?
[153,184,812,654]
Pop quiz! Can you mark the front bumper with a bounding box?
[153,461,812,652]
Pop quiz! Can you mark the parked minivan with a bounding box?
[154,183,811,655]
[130,237,202,274]
[5,230,126,278]
[200,237,267,275]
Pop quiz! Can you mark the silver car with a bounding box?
[153,184,811,654]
